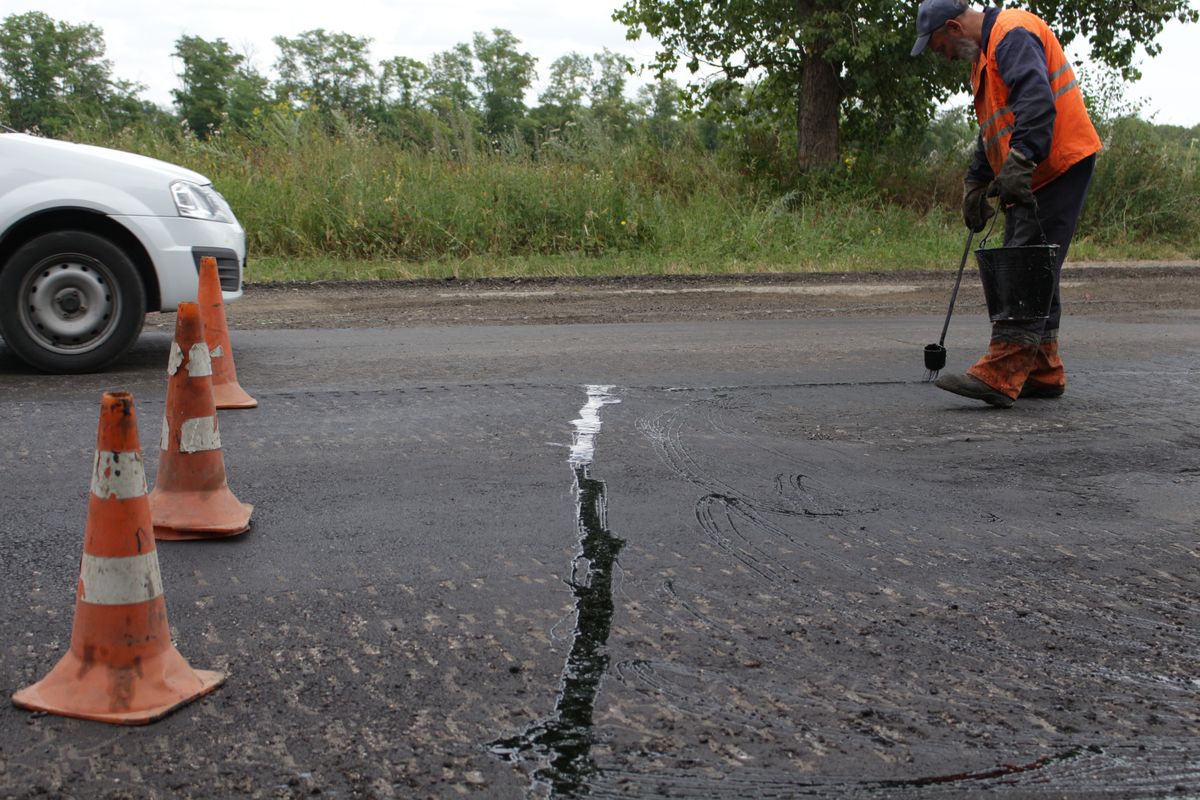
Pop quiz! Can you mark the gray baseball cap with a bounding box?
[911,0,967,56]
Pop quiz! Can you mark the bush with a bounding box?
[1083,117,1199,244]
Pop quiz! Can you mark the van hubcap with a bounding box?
[56,288,84,315]
[20,258,119,354]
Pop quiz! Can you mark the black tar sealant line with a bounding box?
[874,745,1097,790]
[492,385,624,797]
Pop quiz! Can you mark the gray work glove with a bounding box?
[962,180,995,232]
[987,149,1037,207]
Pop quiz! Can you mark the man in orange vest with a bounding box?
[912,0,1102,408]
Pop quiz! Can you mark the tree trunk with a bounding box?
[793,0,840,172]
[795,53,840,171]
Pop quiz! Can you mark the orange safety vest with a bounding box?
[970,9,1101,190]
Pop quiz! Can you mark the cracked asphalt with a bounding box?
[0,269,1197,798]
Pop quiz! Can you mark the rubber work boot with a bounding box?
[1019,330,1066,398]
[934,373,1017,408]
[935,331,1040,409]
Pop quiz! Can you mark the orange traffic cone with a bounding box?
[198,255,257,409]
[149,302,253,540]
[12,392,225,724]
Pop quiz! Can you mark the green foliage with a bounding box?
[76,109,1197,279]
[532,51,647,139]
[0,11,143,136]
[918,105,977,162]
[425,43,477,119]
[377,56,428,110]
[1079,62,1147,137]
[223,114,665,260]
[272,29,375,116]
[1072,62,1198,247]
[540,53,591,112]
[613,0,970,166]
[1022,0,1199,81]
[589,49,637,135]
[614,0,1199,169]
[173,36,267,137]
[6,10,1197,276]
[472,29,537,135]
[1083,116,1200,245]
[636,78,685,147]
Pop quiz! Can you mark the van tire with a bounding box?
[0,230,146,373]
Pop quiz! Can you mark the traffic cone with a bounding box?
[149,302,253,540]
[198,255,257,409]
[12,392,225,724]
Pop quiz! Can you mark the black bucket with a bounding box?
[974,243,1058,321]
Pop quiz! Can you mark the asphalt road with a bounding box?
[0,277,1198,799]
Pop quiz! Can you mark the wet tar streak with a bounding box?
[877,746,1096,790]
[492,387,624,797]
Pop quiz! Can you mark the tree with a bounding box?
[589,48,635,134]
[173,36,266,137]
[540,53,592,113]
[472,28,537,136]
[378,55,428,110]
[227,66,270,131]
[636,77,683,145]
[532,52,592,133]
[370,55,432,141]
[272,29,375,116]
[424,43,476,118]
[615,0,1200,171]
[0,11,143,136]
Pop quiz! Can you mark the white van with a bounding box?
[0,128,246,373]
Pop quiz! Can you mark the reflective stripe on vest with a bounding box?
[970,9,1101,190]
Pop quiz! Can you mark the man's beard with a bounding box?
[954,37,981,61]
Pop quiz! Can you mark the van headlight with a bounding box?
[171,181,234,223]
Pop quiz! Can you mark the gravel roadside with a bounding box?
[149,262,1200,332]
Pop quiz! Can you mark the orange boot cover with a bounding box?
[1022,330,1066,396]
[149,302,253,540]
[11,392,225,724]
[198,256,257,410]
[965,330,1040,400]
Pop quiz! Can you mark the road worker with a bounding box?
[912,0,1101,408]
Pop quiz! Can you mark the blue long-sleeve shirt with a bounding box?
[967,7,1057,183]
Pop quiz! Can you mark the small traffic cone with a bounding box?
[198,255,257,409]
[12,392,225,724]
[149,302,252,540]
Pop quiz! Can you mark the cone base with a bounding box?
[150,487,253,541]
[12,650,225,725]
[154,520,251,541]
[212,382,258,410]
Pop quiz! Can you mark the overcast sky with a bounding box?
[11,1,1199,127]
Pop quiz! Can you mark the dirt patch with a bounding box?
[146,265,1200,331]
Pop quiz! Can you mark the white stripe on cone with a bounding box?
[167,341,184,376]
[187,343,213,377]
[90,451,147,500]
[179,416,221,453]
[80,552,164,605]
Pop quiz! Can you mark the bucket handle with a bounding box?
[978,197,1050,250]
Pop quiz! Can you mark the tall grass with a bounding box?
[1083,117,1199,246]
[69,109,1200,281]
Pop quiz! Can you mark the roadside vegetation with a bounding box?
[82,111,1200,281]
[3,10,1198,281]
